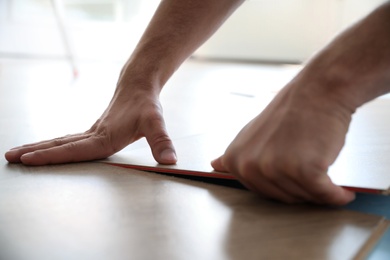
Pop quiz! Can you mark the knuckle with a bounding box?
[146,111,164,126]
[150,133,171,147]
[300,161,327,178]
[237,157,258,182]
[63,141,78,152]
[260,158,275,179]
[62,142,80,163]
[259,154,280,181]
[140,103,164,123]
[296,159,328,183]
[52,137,66,146]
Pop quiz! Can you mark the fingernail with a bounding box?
[160,149,177,163]
[21,152,34,163]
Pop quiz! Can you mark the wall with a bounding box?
[194,0,388,63]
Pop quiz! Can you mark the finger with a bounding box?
[5,134,90,163]
[243,175,304,204]
[144,118,177,165]
[9,133,84,150]
[265,167,355,205]
[211,156,227,172]
[270,177,318,203]
[296,172,355,206]
[211,156,304,203]
[19,136,110,165]
[211,156,260,192]
[299,174,355,206]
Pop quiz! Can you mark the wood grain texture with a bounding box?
[355,220,390,260]
[1,58,388,260]
[0,162,387,260]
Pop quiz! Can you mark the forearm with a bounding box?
[295,2,390,112]
[121,0,244,93]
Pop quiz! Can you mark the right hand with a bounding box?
[5,73,177,166]
[211,82,355,205]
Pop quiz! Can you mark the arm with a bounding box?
[5,0,244,165]
[212,3,390,205]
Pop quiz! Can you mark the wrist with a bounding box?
[295,3,390,111]
[116,56,169,97]
[289,58,359,119]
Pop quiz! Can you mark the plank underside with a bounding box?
[103,130,390,195]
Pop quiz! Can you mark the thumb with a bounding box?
[211,156,228,172]
[144,118,177,165]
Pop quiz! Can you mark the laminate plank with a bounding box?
[104,98,390,195]
[1,58,388,260]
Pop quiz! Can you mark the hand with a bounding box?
[211,81,356,206]
[212,3,390,205]
[5,75,177,166]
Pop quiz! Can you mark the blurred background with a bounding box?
[0,0,388,66]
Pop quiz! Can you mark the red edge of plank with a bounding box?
[106,162,236,180]
[106,162,388,195]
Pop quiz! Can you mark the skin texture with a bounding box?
[5,1,390,205]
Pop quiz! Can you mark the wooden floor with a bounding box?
[0,58,389,260]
